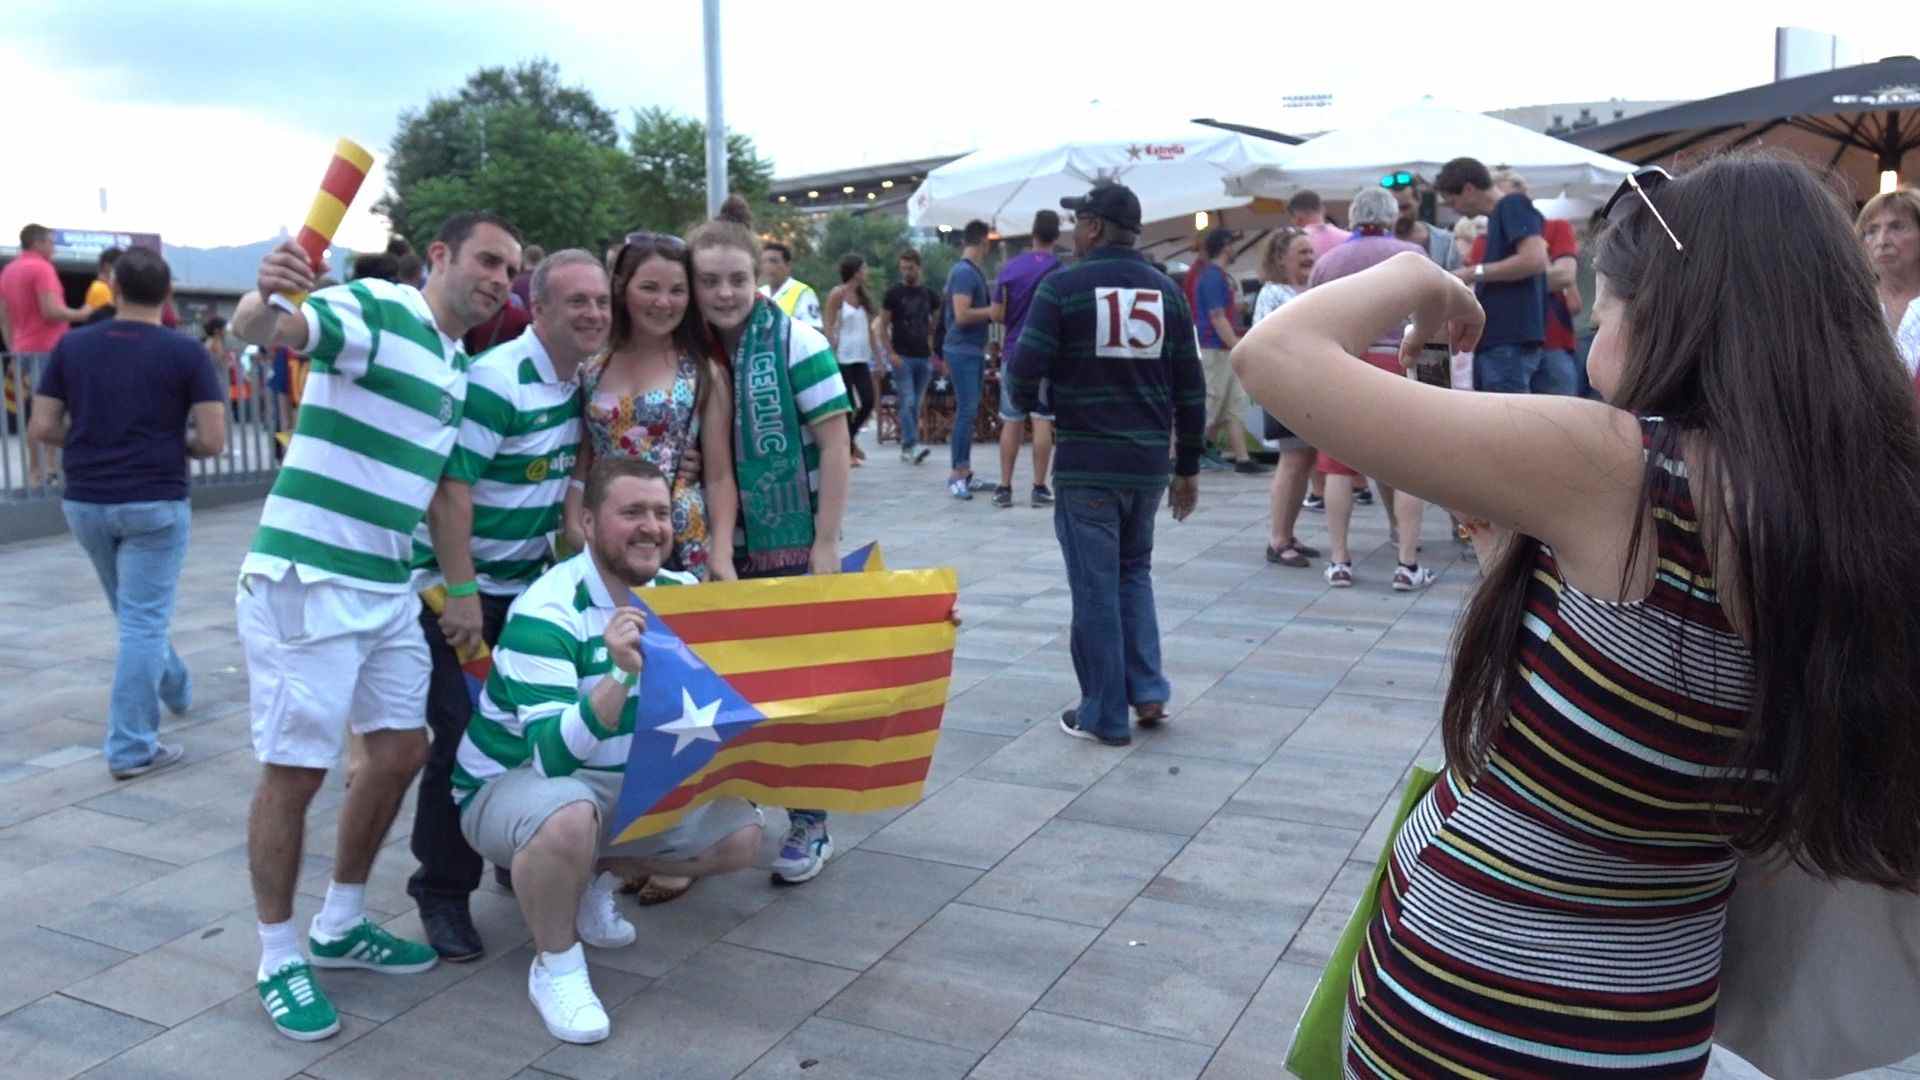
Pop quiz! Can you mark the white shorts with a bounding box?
[236,571,429,769]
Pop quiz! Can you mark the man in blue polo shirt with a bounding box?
[1008,182,1205,747]
[1434,156,1568,394]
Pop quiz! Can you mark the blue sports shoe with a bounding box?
[770,815,833,884]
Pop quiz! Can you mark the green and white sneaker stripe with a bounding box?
[259,960,340,1042]
[309,919,439,975]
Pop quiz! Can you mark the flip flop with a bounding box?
[632,876,695,906]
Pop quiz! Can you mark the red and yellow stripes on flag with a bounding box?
[612,567,958,844]
[274,137,374,311]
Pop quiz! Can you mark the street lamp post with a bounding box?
[703,0,727,218]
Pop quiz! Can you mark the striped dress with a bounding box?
[1346,419,1761,1078]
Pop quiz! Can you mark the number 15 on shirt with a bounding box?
[1095,288,1166,358]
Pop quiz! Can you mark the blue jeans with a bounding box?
[1053,486,1171,741]
[1473,343,1578,395]
[946,348,984,472]
[62,499,192,771]
[894,355,931,449]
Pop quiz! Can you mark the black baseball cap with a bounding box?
[1061,182,1143,232]
[1203,228,1238,257]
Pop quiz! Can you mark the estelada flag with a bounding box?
[608,564,957,844]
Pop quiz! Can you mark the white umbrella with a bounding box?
[1225,100,1637,202]
[906,107,1297,232]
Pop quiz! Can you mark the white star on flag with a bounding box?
[657,688,725,755]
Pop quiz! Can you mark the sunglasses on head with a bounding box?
[1379,171,1414,189]
[1601,168,1684,253]
[620,230,688,260]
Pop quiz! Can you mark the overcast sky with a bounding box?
[1,1,1909,249]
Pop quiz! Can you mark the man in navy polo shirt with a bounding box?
[1008,182,1206,747]
[29,247,228,778]
[1435,156,1569,395]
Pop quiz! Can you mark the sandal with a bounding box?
[1265,538,1317,567]
[1134,702,1169,728]
[631,876,696,906]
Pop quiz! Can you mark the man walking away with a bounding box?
[1190,228,1268,475]
[28,246,226,779]
[878,249,939,464]
[1009,182,1205,746]
[942,220,1000,499]
[992,210,1061,508]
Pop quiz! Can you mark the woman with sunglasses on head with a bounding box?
[1857,187,1920,379]
[689,195,853,887]
[1237,154,1920,1077]
[563,231,724,585]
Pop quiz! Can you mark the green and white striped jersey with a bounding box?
[785,319,852,497]
[411,328,581,595]
[451,551,697,801]
[242,278,466,592]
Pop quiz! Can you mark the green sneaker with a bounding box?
[258,960,340,1042]
[308,918,439,975]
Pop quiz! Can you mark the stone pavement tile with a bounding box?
[77,990,376,1080]
[1193,667,1343,709]
[969,1010,1213,1080]
[1282,859,1375,971]
[1158,633,1264,674]
[0,805,138,875]
[940,676,1076,738]
[1144,813,1358,924]
[942,657,1007,696]
[960,820,1186,929]
[581,867,782,979]
[920,728,1012,794]
[0,927,132,1018]
[1226,747,1410,832]
[1038,896,1296,1046]
[20,743,102,770]
[79,747,262,824]
[819,903,1097,1052]
[951,625,1058,664]
[46,845,309,955]
[736,1016,978,1079]
[94,801,252,866]
[535,943,854,1080]
[861,777,1076,870]
[1198,960,1322,1080]
[0,755,135,828]
[1282,693,1439,762]
[1059,755,1255,837]
[0,993,163,1080]
[1335,654,1448,702]
[1132,702,1309,767]
[722,850,979,970]
[1253,625,1382,664]
[308,944,647,1080]
[965,721,1135,794]
[0,846,180,927]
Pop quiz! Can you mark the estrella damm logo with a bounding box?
[525,449,578,483]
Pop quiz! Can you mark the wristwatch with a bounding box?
[1473,263,1485,282]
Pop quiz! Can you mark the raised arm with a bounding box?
[232,241,325,349]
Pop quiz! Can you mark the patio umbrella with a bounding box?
[1224,100,1637,202]
[1566,55,1920,202]
[905,107,1300,233]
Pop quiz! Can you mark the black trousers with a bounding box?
[841,362,874,439]
[407,590,513,903]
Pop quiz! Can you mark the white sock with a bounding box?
[313,880,367,937]
[540,942,587,975]
[257,920,303,980]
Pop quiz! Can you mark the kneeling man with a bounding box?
[451,457,763,1043]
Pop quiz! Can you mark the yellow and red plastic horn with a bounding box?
[270,138,375,313]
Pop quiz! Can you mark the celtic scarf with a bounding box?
[731,298,815,571]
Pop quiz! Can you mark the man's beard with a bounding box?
[594,535,663,590]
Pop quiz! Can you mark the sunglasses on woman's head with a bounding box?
[621,231,688,259]
[1601,168,1684,253]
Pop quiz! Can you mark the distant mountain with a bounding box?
[163,237,357,294]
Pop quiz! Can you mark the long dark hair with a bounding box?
[608,232,709,415]
[838,253,871,311]
[1443,152,1920,887]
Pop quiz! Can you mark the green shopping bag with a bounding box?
[1284,766,1440,1080]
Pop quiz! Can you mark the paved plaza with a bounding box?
[0,449,1911,1079]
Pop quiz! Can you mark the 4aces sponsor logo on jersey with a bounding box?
[1094,288,1166,358]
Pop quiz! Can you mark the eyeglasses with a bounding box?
[1378,171,1414,189]
[1600,168,1683,253]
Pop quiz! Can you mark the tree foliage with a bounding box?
[622,106,778,235]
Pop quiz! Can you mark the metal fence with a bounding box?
[2,348,282,539]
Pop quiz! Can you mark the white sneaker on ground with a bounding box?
[575,871,636,949]
[1392,564,1437,592]
[528,946,610,1044]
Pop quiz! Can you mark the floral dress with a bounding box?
[579,349,710,579]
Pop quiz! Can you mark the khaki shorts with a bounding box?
[1200,347,1250,429]
[236,571,429,769]
[459,765,762,869]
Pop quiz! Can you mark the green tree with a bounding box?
[378,59,620,249]
[622,106,779,235]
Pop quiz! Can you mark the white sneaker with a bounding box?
[1392,564,1437,592]
[575,872,636,949]
[528,947,610,1044]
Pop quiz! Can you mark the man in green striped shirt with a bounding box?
[229,211,522,1042]
[406,249,610,964]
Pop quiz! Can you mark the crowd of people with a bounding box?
[10,142,1920,1074]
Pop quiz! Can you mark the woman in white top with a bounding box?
[1857,188,1920,378]
[1255,227,1323,567]
[823,254,884,465]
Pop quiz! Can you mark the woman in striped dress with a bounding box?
[1235,153,1920,1077]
